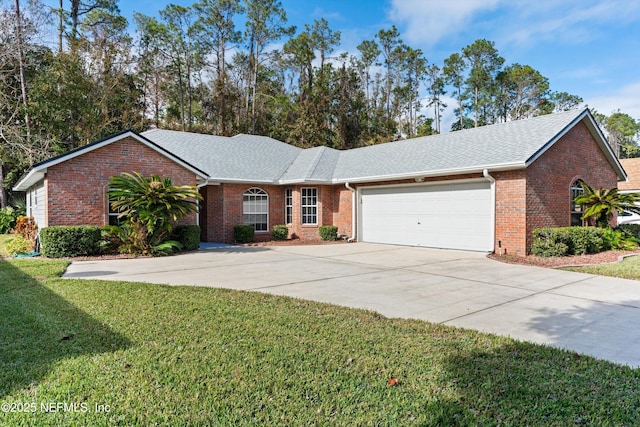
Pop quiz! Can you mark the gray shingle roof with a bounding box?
[142,130,302,182]
[137,108,623,184]
[279,146,341,183]
[333,108,587,181]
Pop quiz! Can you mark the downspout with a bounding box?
[483,169,497,254]
[345,182,357,242]
[196,182,208,227]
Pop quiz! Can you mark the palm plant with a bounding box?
[574,181,640,228]
[108,172,201,255]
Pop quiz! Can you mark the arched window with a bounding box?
[243,188,268,231]
[570,181,584,226]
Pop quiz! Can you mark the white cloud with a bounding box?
[388,0,640,50]
[503,0,640,47]
[586,82,640,120]
[311,7,345,23]
[420,95,458,133]
[388,0,502,45]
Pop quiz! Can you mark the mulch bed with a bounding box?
[239,239,350,247]
[488,249,640,268]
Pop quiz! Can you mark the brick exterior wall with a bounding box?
[333,186,353,239]
[45,137,199,227]
[41,120,619,254]
[493,170,527,256]
[524,121,618,253]
[201,183,351,244]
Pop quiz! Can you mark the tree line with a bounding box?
[1,0,639,207]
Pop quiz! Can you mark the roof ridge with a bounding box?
[305,146,328,180]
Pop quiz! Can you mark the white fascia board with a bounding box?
[583,114,627,181]
[331,162,526,184]
[524,110,627,181]
[207,177,277,184]
[13,169,46,191]
[524,109,589,168]
[13,130,209,191]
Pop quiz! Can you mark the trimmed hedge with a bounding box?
[318,225,338,241]
[174,225,201,251]
[531,227,609,257]
[40,226,102,258]
[233,225,254,243]
[271,225,288,241]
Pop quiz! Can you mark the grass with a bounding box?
[563,254,640,280]
[1,257,640,425]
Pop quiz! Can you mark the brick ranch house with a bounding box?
[13,108,626,256]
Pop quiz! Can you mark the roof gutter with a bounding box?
[332,162,526,184]
[345,182,357,242]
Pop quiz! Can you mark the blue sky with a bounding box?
[58,0,640,129]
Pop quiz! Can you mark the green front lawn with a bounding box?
[1,258,640,426]
[563,255,640,280]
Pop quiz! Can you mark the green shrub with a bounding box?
[271,225,288,241]
[174,225,201,251]
[0,206,18,234]
[603,228,638,251]
[318,226,338,241]
[618,223,640,240]
[233,225,254,243]
[531,226,610,257]
[566,226,607,254]
[531,228,570,257]
[40,226,102,258]
[100,225,124,255]
[5,235,33,256]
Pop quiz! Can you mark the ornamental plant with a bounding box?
[574,182,640,228]
[13,215,38,248]
[0,206,18,234]
[108,172,201,255]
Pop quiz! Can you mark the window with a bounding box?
[570,181,584,226]
[285,188,293,224]
[243,188,268,231]
[301,187,318,225]
[107,192,121,226]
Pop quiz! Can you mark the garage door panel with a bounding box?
[360,181,492,251]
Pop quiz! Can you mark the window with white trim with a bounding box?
[243,188,269,231]
[301,187,318,225]
[107,190,121,226]
[570,180,584,226]
[285,188,293,224]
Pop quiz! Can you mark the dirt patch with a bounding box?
[489,249,640,268]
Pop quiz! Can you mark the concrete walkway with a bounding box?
[63,243,640,367]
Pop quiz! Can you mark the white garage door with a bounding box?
[360,180,493,251]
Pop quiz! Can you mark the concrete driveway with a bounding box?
[63,243,640,367]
